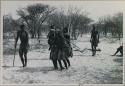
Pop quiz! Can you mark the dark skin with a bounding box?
[15,25,29,67]
[63,27,71,67]
[56,31,68,70]
[112,45,123,56]
[48,26,59,69]
[90,26,99,56]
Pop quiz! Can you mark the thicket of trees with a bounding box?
[48,8,93,39]
[96,12,123,39]
[3,4,123,40]
[16,4,55,38]
[3,15,19,38]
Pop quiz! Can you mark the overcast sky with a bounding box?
[1,1,125,22]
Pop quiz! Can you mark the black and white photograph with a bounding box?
[1,0,124,85]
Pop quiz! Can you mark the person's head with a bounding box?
[92,24,96,31]
[50,24,54,29]
[49,25,55,34]
[20,24,25,31]
[56,30,62,37]
[63,27,68,33]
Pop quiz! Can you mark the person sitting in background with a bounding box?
[112,45,123,56]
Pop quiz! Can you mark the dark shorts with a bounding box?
[19,44,28,55]
[91,39,98,46]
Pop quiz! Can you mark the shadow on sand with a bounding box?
[16,66,55,73]
[2,65,22,68]
[113,57,123,66]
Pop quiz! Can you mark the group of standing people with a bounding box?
[14,24,73,69]
[14,24,123,69]
[47,25,73,70]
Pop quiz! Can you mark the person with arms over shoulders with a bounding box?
[63,27,73,67]
[48,25,58,70]
[55,30,68,70]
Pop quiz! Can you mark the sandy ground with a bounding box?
[2,34,123,84]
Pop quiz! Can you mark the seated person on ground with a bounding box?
[112,45,123,56]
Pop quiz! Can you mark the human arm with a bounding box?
[90,31,93,42]
[97,31,99,42]
[26,31,30,48]
[14,31,19,48]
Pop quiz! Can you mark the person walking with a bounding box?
[14,24,29,67]
[90,25,99,56]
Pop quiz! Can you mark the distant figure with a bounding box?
[90,25,99,56]
[63,27,73,67]
[112,45,123,56]
[15,25,29,67]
